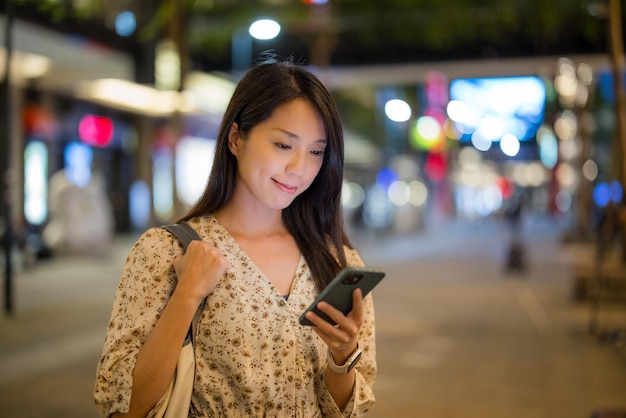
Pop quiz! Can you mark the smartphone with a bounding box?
[299,266,386,326]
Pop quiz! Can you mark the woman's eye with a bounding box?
[276,143,291,150]
[311,149,325,156]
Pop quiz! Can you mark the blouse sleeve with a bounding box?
[93,227,181,417]
[317,247,377,417]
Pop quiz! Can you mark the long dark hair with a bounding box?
[180,60,351,292]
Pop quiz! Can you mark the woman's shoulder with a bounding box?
[129,224,182,257]
[343,244,365,267]
[130,216,214,254]
[135,215,217,250]
[184,215,220,239]
[324,235,365,267]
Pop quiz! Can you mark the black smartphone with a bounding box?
[299,267,386,326]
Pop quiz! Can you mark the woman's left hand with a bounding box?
[305,288,364,364]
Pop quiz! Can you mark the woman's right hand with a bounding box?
[172,240,230,305]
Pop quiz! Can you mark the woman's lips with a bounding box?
[273,179,297,194]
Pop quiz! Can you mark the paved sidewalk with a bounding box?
[0,234,137,417]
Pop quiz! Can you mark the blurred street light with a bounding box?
[232,18,281,73]
[384,99,411,122]
[249,19,281,40]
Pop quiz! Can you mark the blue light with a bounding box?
[129,180,151,230]
[538,127,558,169]
[115,11,136,37]
[610,180,623,203]
[593,182,611,208]
[64,142,92,187]
[449,76,546,142]
[376,167,399,192]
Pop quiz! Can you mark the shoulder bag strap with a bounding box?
[161,222,205,345]
[162,223,201,253]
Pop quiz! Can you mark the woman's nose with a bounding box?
[286,152,305,175]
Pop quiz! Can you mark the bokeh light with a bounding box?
[458,146,482,167]
[153,148,174,221]
[500,133,520,157]
[559,136,581,161]
[496,176,515,200]
[409,180,428,206]
[554,110,577,141]
[590,180,623,207]
[537,126,558,169]
[411,116,441,150]
[385,99,411,122]
[64,142,92,187]
[129,180,151,230]
[555,190,572,212]
[114,11,136,37]
[249,19,281,40]
[449,76,546,142]
[511,162,547,187]
[363,185,393,229]
[24,141,48,225]
[78,114,114,147]
[577,63,594,85]
[582,159,598,181]
[470,130,492,151]
[175,136,216,206]
[342,181,365,209]
[388,181,411,206]
[376,167,399,192]
[424,153,447,182]
[610,180,623,203]
[556,162,577,191]
[555,58,577,108]
[593,182,611,207]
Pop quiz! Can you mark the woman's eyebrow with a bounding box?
[272,127,299,138]
[273,128,327,144]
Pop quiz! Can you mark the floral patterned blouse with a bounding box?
[94,215,376,417]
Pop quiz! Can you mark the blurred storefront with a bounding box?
[330,54,621,242]
[1,10,622,257]
[2,17,237,259]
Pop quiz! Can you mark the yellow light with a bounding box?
[0,48,51,81]
[76,79,180,117]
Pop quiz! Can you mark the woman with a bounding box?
[94,59,376,417]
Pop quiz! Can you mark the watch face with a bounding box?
[346,351,362,372]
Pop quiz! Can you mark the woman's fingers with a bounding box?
[173,241,229,301]
[316,288,363,328]
[305,289,364,352]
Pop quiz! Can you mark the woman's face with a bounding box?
[228,98,327,212]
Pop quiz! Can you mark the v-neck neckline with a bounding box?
[209,215,304,301]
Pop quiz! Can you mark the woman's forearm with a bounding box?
[324,367,356,411]
[324,345,359,411]
[113,291,200,418]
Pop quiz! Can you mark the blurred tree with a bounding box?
[7,0,609,71]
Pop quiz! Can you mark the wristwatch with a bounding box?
[327,344,362,373]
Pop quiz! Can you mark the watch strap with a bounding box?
[327,344,362,374]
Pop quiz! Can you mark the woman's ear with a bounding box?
[227,122,240,156]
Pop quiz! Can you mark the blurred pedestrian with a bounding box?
[94,59,376,417]
[43,167,114,257]
[504,190,528,274]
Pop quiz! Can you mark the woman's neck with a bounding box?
[213,202,286,239]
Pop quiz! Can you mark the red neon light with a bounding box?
[78,114,113,147]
